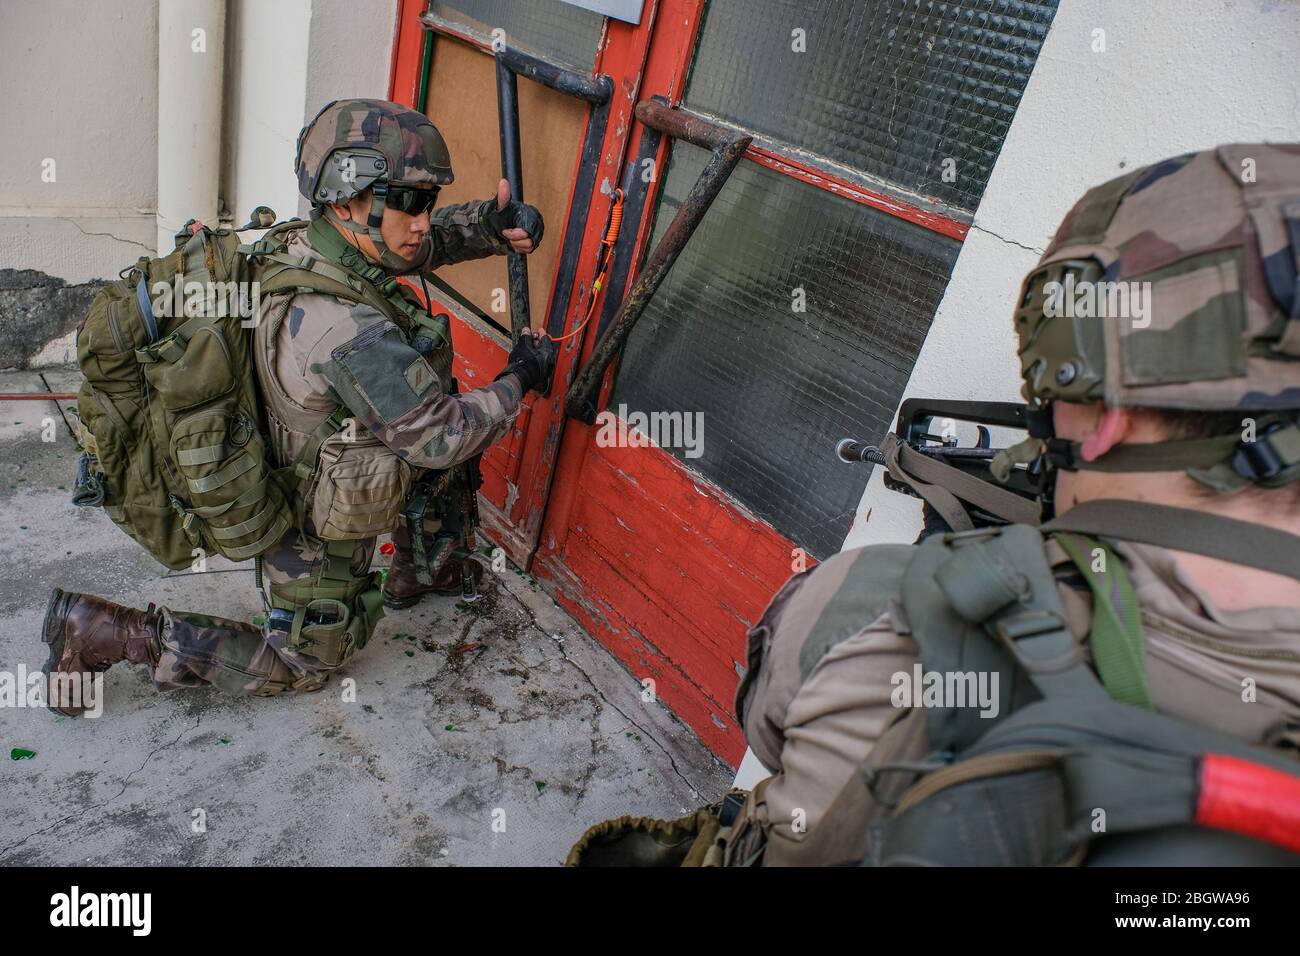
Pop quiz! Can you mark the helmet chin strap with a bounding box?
[992,402,1300,503]
[320,190,429,276]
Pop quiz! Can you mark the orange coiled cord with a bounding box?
[552,189,625,344]
[602,191,624,246]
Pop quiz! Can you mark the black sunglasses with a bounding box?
[383,185,440,216]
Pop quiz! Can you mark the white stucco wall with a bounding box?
[0,0,160,282]
[0,0,397,367]
[223,0,399,229]
[299,0,400,217]
[222,0,313,229]
[841,0,1300,551]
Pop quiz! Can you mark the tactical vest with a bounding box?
[252,220,454,541]
[726,501,1300,867]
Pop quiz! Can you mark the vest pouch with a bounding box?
[297,598,354,667]
[310,430,412,540]
[170,406,289,560]
[143,324,237,412]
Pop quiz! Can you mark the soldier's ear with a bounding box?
[1080,404,1131,462]
[328,201,353,222]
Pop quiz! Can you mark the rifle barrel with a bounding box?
[837,438,1002,465]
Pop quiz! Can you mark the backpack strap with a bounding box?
[903,524,1109,752]
[1052,533,1153,710]
[248,241,452,355]
[253,251,406,324]
[877,694,1300,865]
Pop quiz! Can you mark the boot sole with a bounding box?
[381,586,464,610]
[381,591,422,610]
[40,587,83,718]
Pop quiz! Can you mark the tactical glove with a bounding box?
[496,331,557,396]
[483,198,545,249]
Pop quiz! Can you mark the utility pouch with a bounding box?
[310,429,412,540]
[297,597,353,667]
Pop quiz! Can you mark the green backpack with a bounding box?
[71,217,411,570]
[791,501,1300,867]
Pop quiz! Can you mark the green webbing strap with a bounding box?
[303,217,439,338]
[929,525,1110,713]
[220,512,290,561]
[306,218,410,304]
[88,386,131,436]
[252,252,404,329]
[207,500,277,540]
[1044,499,1300,581]
[1052,533,1153,710]
[266,541,367,646]
[293,408,349,482]
[278,407,350,537]
[186,450,256,494]
[176,443,226,466]
[258,253,449,353]
[188,478,267,518]
[269,575,355,610]
[320,538,357,584]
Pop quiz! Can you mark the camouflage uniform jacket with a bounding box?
[255,207,524,475]
[736,530,1300,865]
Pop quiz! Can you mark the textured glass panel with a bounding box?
[684,0,1058,211]
[430,0,604,72]
[612,145,960,557]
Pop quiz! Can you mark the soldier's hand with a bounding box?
[495,327,556,395]
[486,179,544,254]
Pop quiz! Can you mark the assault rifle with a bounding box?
[837,398,1044,532]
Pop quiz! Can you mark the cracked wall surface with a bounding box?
[0,270,103,371]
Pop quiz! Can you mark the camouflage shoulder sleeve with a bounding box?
[420,199,510,269]
[305,296,524,469]
[736,543,918,772]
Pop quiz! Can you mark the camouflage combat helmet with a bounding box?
[1001,143,1300,492]
[294,98,454,272]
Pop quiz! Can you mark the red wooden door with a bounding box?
[390,0,1051,763]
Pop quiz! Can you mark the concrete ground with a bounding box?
[0,368,730,866]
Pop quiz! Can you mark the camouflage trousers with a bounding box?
[151,527,383,696]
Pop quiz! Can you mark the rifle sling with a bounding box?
[1044,499,1300,581]
[882,434,1041,528]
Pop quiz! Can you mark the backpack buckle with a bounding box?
[994,609,1084,675]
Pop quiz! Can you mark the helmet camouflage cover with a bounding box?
[294,99,454,272]
[295,98,454,204]
[1001,144,1300,491]
[1015,143,1300,413]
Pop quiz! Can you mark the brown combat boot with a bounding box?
[40,588,162,717]
[381,527,485,609]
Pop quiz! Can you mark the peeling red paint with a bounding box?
[391,2,796,764]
